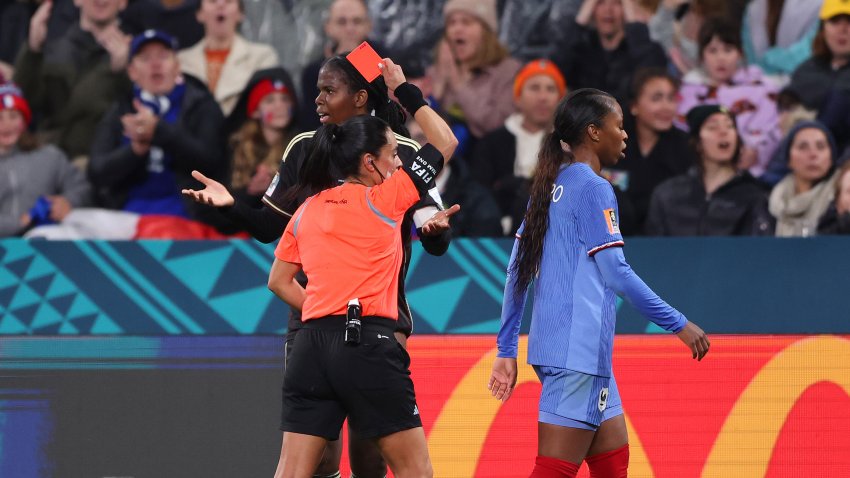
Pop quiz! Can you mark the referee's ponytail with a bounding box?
[512,88,617,297]
[290,116,392,200]
[322,55,411,138]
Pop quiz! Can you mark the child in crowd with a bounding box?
[0,84,91,237]
[226,67,301,208]
[678,16,781,178]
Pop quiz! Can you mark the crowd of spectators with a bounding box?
[1,0,849,239]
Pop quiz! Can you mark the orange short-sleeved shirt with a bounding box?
[275,168,422,321]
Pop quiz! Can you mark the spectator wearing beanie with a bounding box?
[472,59,565,236]
[224,67,301,213]
[646,104,772,236]
[769,120,839,237]
[0,84,91,237]
[429,0,521,153]
[549,0,667,107]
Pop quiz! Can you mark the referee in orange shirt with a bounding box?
[267,59,457,478]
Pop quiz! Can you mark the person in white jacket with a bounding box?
[178,0,279,116]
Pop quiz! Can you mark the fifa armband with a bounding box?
[402,144,444,194]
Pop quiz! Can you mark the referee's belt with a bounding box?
[302,315,396,334]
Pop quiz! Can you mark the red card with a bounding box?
[346,41,383,82]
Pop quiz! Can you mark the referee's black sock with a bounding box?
[312,472,341,478]
[349,474,386,478]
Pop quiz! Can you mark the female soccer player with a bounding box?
[268,59,456,478]
[488,88,710,478]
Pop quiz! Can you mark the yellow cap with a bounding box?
[821,0,850,20]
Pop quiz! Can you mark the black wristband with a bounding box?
[394,82,428,116]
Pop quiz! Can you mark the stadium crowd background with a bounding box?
[2,0,850,240]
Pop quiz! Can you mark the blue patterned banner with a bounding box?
[1,237,849,335]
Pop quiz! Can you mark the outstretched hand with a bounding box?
[676,321,710,361]
[488,357,518,402]
[181,170,235,207]
[421,204,460,236]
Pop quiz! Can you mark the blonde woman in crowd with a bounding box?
[429,0,521,149]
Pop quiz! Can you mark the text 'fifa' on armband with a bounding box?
[410,151,442,189]
[394,82,428,116]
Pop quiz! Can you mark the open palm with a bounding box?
[181,170,235,207]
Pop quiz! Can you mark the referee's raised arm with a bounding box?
[380,58,459,162]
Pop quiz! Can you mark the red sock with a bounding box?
[586,444,629,478]
[529,455,580,478]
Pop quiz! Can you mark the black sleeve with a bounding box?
[263,135,308,216]
[401,143,444,195]
[420,227,451,256]
[217,134,313,243]
[218,200,290,244]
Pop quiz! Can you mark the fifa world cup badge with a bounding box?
[603,209,620,234]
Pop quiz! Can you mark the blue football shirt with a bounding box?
[498,162,625,377]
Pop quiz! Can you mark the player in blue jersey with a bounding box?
[488,88,710,478]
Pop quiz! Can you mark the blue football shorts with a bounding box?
[533,365,623,431]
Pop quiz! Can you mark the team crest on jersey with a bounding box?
[598,387,609,412]
[265,173,280,197]
[603,209,620,234]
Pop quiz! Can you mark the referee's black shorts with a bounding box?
[280,316,422,440]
